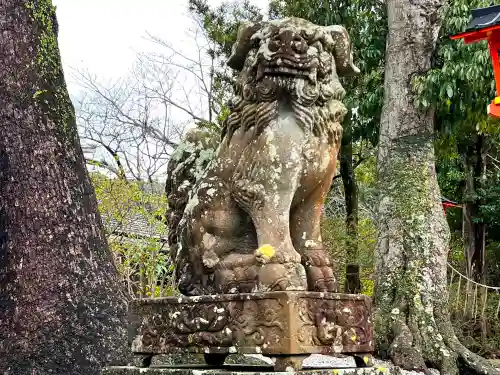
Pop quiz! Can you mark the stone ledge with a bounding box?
[102,367,391,375]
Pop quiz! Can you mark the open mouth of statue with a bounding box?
[256,63,316,82]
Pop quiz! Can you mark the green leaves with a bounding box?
[90,172,172,298]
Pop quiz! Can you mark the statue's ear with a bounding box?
[227,21,261,71]
[324,25,360,77]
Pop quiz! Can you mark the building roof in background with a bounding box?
[104,213,167,241]
[466,5,500,32]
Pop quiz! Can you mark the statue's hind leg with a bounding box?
[291,147,339,292]
[179,176,259,295]
[290,187,338,292]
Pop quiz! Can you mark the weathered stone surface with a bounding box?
[129,291,372,357]
[101,366,393,375]
[165,17,359,295]
[146,354,273,367]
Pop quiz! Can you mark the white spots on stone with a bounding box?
[199,318,209,324]
[440,347,451,357]
[267,218,273,224]
[255,346,262,353]
[304,240,317,248]
[202,233,217,249]
[342,307,351,313]
[185,193,199,214]
[228,346,237,353]
[302,232,307,240]
[273,194,280,208]
[178,297,183,303]
[391,308,400,315]
[268,144,277,159]
[179,180,191,191]
[285,367,294,372]
[206,188,216,197]
[202,250,220,268]
[319,151,330,171]
[216,307,225,313]
[225,327,232,335]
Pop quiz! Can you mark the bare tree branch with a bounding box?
[72,16,227,181]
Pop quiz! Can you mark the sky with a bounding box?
[52,0,268,94]
[50,0,269,179]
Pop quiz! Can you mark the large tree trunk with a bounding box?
[0,1,129,373]
[340,123,361,294]
[374,0,497,374]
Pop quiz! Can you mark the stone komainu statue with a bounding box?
[165,17,359,296]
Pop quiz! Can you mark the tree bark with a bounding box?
[340,122,361,294]
[462,134,487,284]
[374,0,498,374]
[0,1,130,373]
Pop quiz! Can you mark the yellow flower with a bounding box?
[257,244,275,259]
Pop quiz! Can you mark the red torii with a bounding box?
[441,196,461,216]
[451,5,500,118]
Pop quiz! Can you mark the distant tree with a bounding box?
[0,1,129,373]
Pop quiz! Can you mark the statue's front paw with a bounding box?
[254,243,302,264]
[254,244,275,264]
[306,265,337,292]
[257,262,307,292]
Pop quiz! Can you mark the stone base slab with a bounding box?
[101,367,389,375]
[129,291,373,357]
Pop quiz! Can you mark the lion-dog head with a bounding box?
[222,17,359,143]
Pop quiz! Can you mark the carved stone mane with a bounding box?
[222,18,358,143]
[165,17,359,296]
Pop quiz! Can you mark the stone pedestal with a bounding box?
[125,291,373,371]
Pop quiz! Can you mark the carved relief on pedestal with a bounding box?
[296,295,373,353]
[130,292,373,356]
